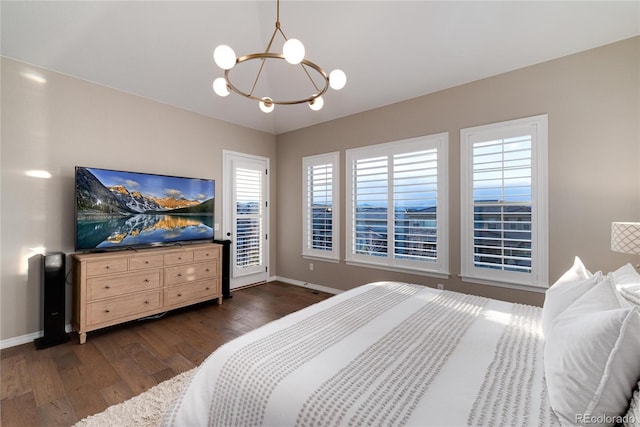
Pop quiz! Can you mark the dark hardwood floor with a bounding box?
[0,281,331,427]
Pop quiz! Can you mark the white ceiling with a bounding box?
[2,1,639,135]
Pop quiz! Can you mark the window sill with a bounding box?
[346,260,450,280]
[302,254,341,264]
[459,275,548,293]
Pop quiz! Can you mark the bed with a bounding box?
[162,260,640,427]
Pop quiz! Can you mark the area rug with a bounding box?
[73,368,195,427]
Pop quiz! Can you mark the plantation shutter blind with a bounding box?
[302,152,339,260]
[235,167,263,268]
[472,135,533,272]
[353,156,389,257]
[307,163,333,251]
[393,149,439,262]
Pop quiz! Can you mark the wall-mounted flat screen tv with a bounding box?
[75,166,215,252]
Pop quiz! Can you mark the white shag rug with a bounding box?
[74,368,195,427]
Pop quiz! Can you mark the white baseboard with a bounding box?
[273,276,342,295]
[1,324,73,350]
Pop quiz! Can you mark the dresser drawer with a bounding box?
[87,270,161,300]
[129,254,164,271]
[164,278,219,306]
[165,261,218,286]
[194,246,220,262]
[164,251,194,266]
[86,258,128,277]
[87,290,161,326]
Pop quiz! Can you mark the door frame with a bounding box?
[222,150,270,289]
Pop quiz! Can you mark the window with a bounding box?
[346,133,449,276]
[460,115,548,290]
[302,152,340,261]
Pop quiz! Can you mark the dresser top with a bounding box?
[72,242,221,261]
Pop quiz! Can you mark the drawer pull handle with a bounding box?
[144,279,150,282]
[145,261,149,264]
[205,268,210,272]
[105,266,110,270]
[144,300,149,304]
[206,287,210,290]
[177,293,182,297]
[105,309,111,313]
[105,285,111,289]
[178,257,182,260]
[177,273,182,277]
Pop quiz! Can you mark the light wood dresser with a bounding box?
[72,242,222,344]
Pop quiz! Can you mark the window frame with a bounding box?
[345,133,449,278]
[460,115,548,291]
[302,151,340,262]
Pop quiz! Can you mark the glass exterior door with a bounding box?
[224,151,269,288]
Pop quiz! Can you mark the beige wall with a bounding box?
[0,57,276,344]
[275,37,640,306]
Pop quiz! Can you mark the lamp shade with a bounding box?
[611,222,640,254]
[214,45,236,70]
[309,96,323,111]
[213,78,230,97]
[329,69,347,90]
[283,39,305,64]
[259,97,274,113]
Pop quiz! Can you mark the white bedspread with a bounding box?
[163,282,559,426]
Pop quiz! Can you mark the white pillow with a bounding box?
[558,256,592,283]
[611,263,640,307]
[542,272,602,338]
[544,277,640,426]
[542,256,596,337]
[624,382,640,427]
[612,263,640,287]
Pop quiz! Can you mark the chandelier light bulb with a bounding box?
[259,97,275,113]
[213,78,230,97]
[214,45,237,70]
[329,69,347,90]
[309,96,324,111]
[283,39,305,65]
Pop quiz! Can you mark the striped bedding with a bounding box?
[162,281,560,426]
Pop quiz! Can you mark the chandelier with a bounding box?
[212,0,346,113]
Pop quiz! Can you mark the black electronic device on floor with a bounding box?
[34,252,70,349]
[213,239,232,299]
